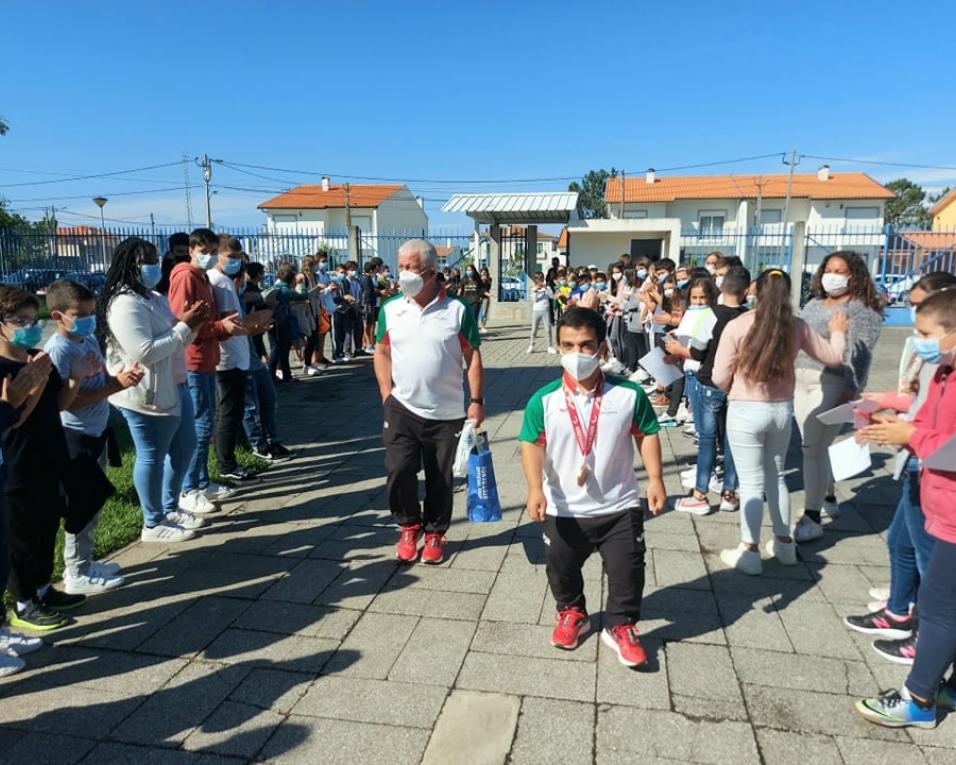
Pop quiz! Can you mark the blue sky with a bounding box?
[2,0,955,232]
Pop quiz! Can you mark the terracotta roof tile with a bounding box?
[605,172,894,203]
[894,231,956,250]
[558,226,568,248]
[259,183,404,210]
[930,187,956,216]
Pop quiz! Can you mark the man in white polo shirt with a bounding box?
[520,306,665,669]
[374,239,484,565]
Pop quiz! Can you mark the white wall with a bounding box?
[375,188,428,233]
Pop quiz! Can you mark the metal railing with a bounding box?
[678,225,793,274]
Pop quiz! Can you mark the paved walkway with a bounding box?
[1,323,951,765]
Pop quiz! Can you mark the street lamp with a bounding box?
[93,196,108,267]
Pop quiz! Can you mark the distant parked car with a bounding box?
[883,274,917,306]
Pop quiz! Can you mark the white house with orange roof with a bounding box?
[563,166,894,274]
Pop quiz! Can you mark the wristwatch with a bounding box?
[470,397,485,406]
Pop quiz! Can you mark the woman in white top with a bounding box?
[96,237,209,543]
[528,272,557,354]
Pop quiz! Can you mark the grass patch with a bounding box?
[47,412,271,582]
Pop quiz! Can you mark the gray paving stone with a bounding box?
[389,564,497,594]
[753,728,843,764]
[482,572,549,623]
[260,715,430,765]
[742,684,909,741]
[181,699,284,759]
[456,651,595,702]
[293,676,447,728]
[806,562,880,604]
[835,735,932,764]
[0,682,143,738]
[652,548,711,590]
[109,661,249,746]
[323,611,419,679]
[777,599,864,660]
[228,667,312,714]
[716,595,794,652]
[667,643,747,720]
[313,560,397,610]
[232,600,361,639]
[596,636,670,710]
[422,690,520,765]
[135,596,252,657]
[259,558,344,603]
[0,732,95,765]
[510,697,594,765]
[596,705,761,764]
[200,628,340,674]
[368,583,487,620]
[389,617,476,686]
[921,747,956,764]
[471,619,598,663]
[81,742,237,764]
[731,646,875,696]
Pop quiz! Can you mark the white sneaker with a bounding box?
[165,510,206,530]
[63,570,125,595]
[676,402,692,424]
[0,649,25,678]
[764,538,798,566]
[141,521,195,543]
[180,489,217,515]
[479,327,488,335]
[719,544,763,576]
[868,599,889,613]
[343,354,353,362]
[869,585,891,602]
[526,345,534,354]
[629,368,649,383]
[607,358,627,375]
[90,560,121,577]
[719,492,740,512]
[204,482,236,501]
[821,496,841,518]
[546,347,558,355]
[682,423,697,436]
[314,362,329,371]
[306,366,321,377]
[0,627,43,656]
[674,494,711,516]
[794,515,824,543]
[709,474,724,494]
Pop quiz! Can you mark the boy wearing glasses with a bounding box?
[0,287,96,630]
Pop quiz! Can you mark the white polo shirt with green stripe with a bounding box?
[376,288,481,421]
[519,374,660,517]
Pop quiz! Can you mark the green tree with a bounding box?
[883,178,932,228]
[929,186,952,206]
[569,168,618,219]
[0,115,8,135]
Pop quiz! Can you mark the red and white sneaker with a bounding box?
[396,524,423,563]
[420,532,446,565]
[602,624,648,668]
[550,607,590,650]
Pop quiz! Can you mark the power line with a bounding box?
[0,161,184,188]
[653,153,786,172]
[801,154,956,173]
[5,185,202,203]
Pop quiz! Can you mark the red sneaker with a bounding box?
[420,532,446,565]
[550,607,590,650]
[396,524,423,563]
[602,624,648,668]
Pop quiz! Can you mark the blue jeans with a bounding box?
[887,459,935,615]
[906,537,956,700]
[185,371,216,492]
[696,383,738,494]
[685,371,699,423]
[120,407,181,527]
[243,366,278,451]
[165,383,197,511]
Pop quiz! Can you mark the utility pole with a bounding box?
[182,152,194,229]
[781,149,806,307]
[197,154,214,228]
[345,182,358,260]
[150,212,156,239]
[619,169,625,219]
[781,149,798,232]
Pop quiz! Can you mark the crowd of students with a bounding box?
[517,249,956,728]
[0,228,381,678]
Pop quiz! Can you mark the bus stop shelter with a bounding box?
[442,192,580,314]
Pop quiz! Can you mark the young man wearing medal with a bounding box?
[519,306,666,668]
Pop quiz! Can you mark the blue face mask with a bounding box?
[140,263,163,289]
[637,269,648,279]
[66,315,97,337]
[7,324,42,349]
[596,283,607,291]
[196,253,216,270]
[677,279,689,288]
[317,262,328,272]
[910,306,918,324]
[687,304,707,312]
[912,331,956,365]
[223,258,242,276]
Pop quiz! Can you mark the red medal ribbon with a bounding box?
[562,371,603,459]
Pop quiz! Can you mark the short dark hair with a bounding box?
[364,260,377,274]
[916,287,956,332]
[46,279,95,313]
[715,255,742,270]
[246,262,265,280]
[0,286,39,318]
[722,265,752,298]
[913,271,956,295]
[595,272,607,281]
[189,228,217,248]
[686,276,718,305]
[657,258,676,272]
[168,232,189,250]
[557,306,607,345]
[218,234,241,253]
[276,264,296,283]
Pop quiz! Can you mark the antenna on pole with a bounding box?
[182,152,194,229]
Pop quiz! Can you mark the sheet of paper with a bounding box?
[852,398,881,429]
[829,437,871,482]
[816,400,861,425]
[638,346,683,387]
[675,307,717,344]
[924,432,956,471]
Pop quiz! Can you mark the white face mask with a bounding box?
[706,264,717,275]
[715,275,724,289]
[561,351,601,381]
[821,272,849,297]
[398,269,425,297]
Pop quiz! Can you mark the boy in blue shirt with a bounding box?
[44,280,144,596]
